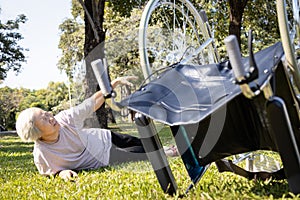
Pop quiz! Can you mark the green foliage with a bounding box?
[104,6,144,82]
[0,9,27,80]
[45,82,70,110]
[243,0,280,50]
[107,0,147,17]
[197,0,279,58]
[1,129,299,199]
[71,0,84,19]
[57,17,84,80]
[0,87,29,129]
[0,82,70,130]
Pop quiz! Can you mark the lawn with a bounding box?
[1,124,300,200]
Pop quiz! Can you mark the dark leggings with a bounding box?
[109,132,148,165]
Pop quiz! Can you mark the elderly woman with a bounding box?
[16,76,178,181]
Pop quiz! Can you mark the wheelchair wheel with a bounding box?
[277,0,300,93]
[138,0,219,80]
[276,1,300,194]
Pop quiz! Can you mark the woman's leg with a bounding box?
[109,132,147,165]
[110,131,145,150]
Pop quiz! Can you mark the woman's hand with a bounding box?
[58,170,78,181]
[111,76,138,89]
[93,76,138,111]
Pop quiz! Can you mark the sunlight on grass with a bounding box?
[1,126,300,199]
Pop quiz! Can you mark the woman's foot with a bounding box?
[164,145,179,157]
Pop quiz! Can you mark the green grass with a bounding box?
[1,124,300,200]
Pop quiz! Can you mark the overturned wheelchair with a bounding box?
[91,0,300,193]
[93,38,300,195]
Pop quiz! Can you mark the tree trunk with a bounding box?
[83,0,107,128]
[228,0,248,48]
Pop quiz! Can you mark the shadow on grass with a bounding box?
[0,144,33,153]
[0,135,35,171]
[0,135,33,153]
[251,179,292,198]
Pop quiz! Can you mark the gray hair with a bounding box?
[16,107,42,142]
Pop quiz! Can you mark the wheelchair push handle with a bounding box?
[91,58,113,98]
[91,58,124,111]
[224,34,258,99]
[224,35,245,82]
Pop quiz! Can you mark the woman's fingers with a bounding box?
[119,76,138,86]
[59,170,78,181]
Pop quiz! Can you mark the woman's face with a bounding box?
[33,108,60,138]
